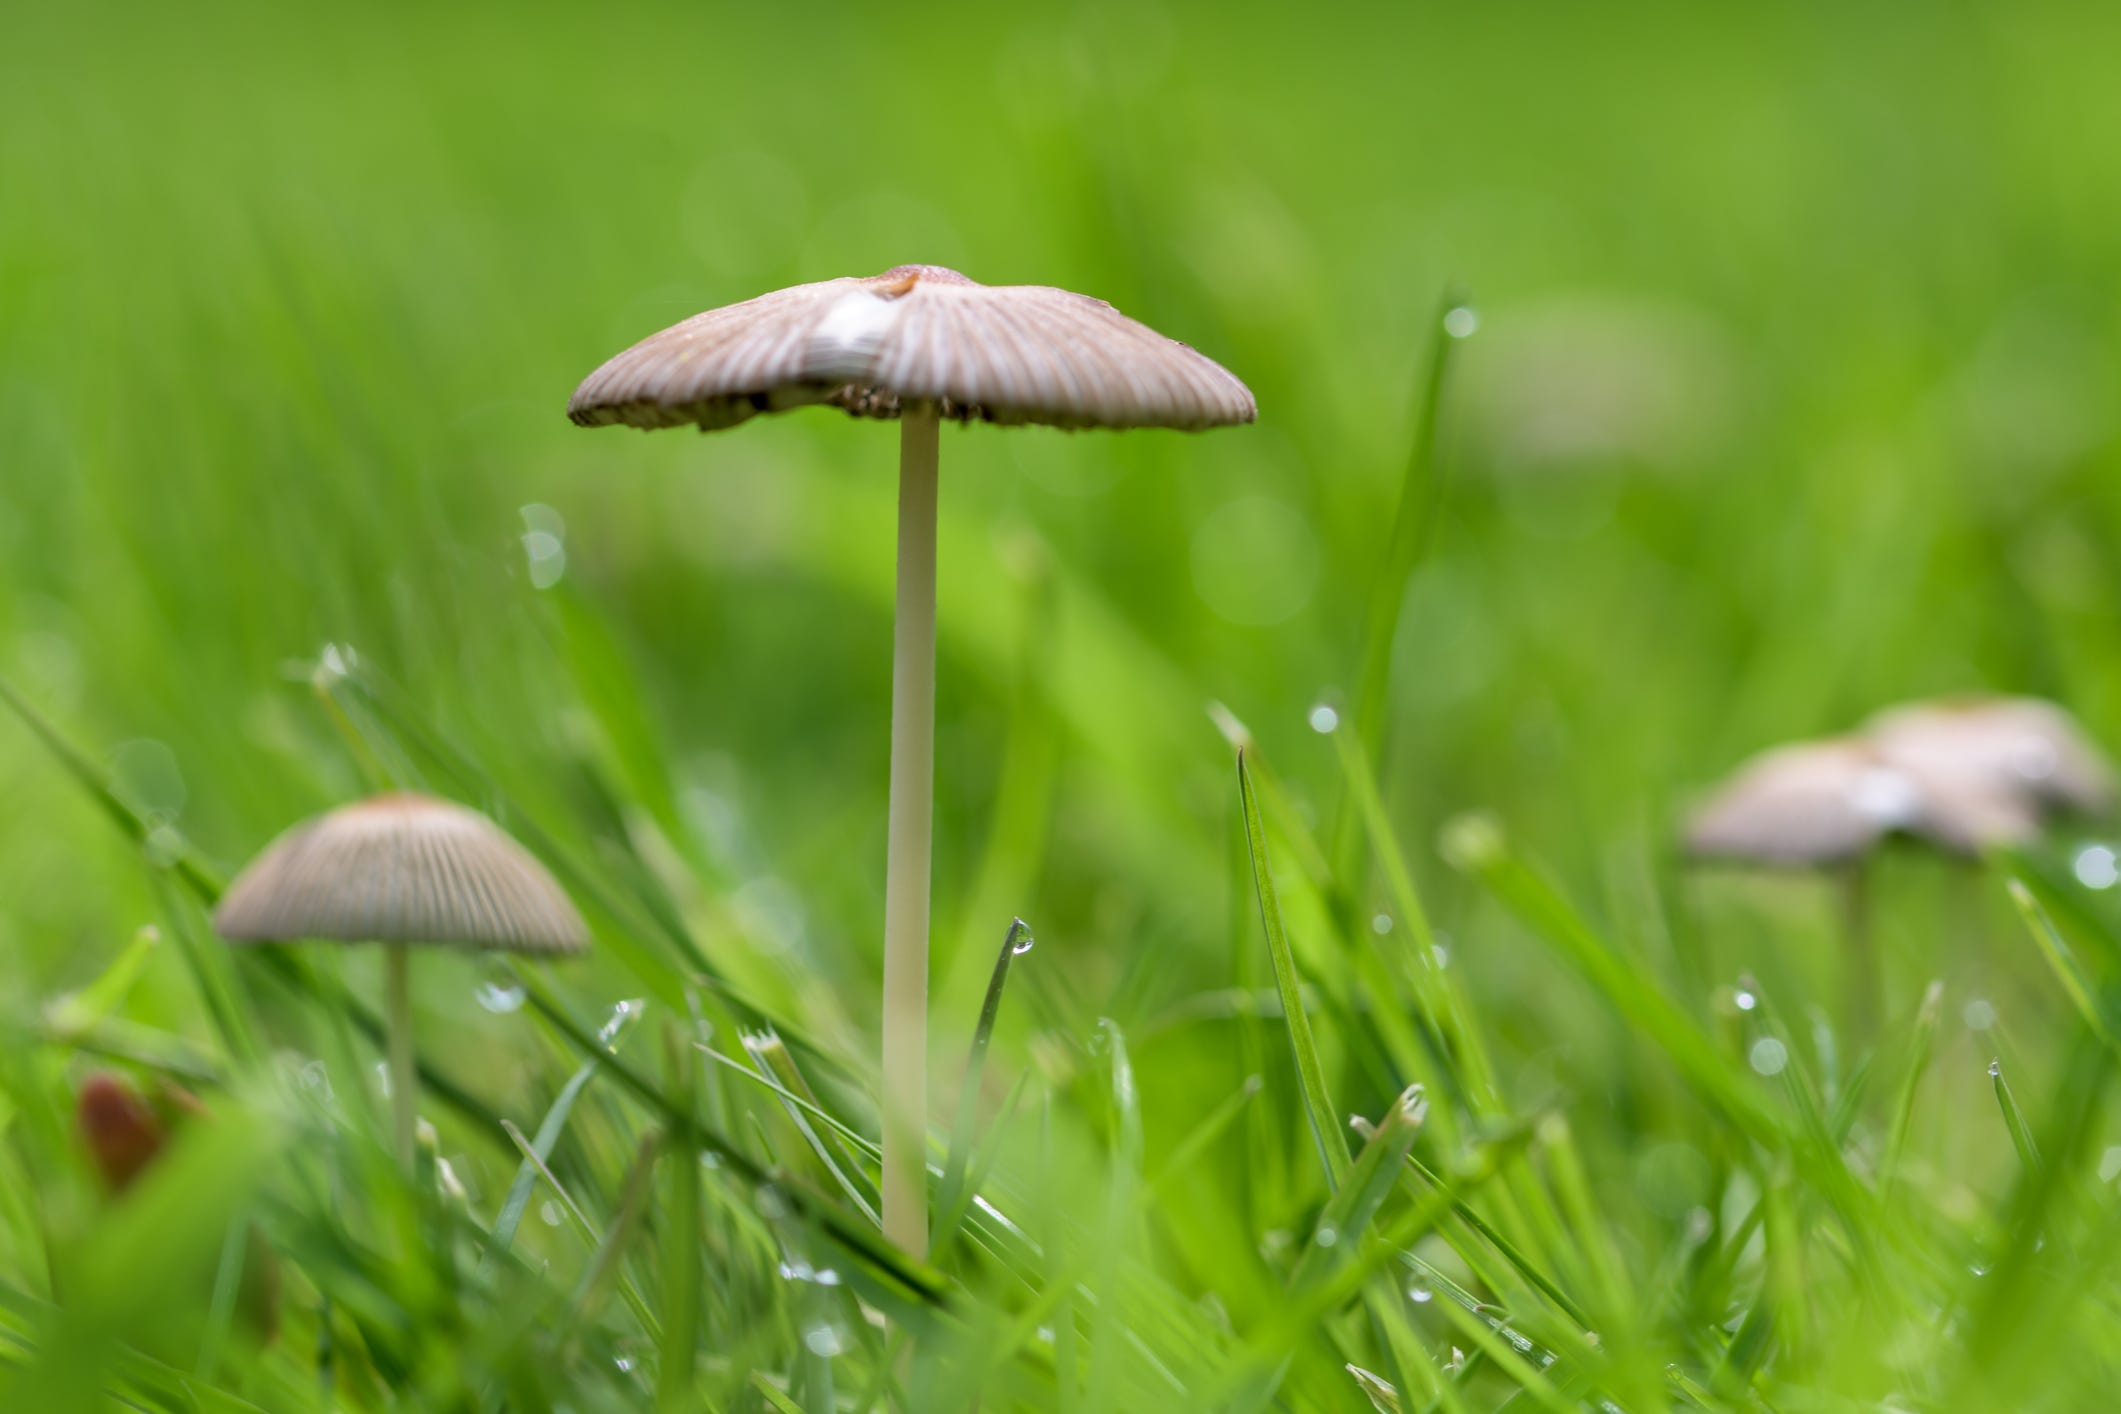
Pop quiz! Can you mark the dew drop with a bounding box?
[1733,989,1758,1012]
[1962,998,1996,1032]
[1315,1224,1339,1249]
[1308,703,1340,734]
[1371,912,1393,935]
[476,980,526,1014]
[1011,920,1035,955]
[1409,1282,1433,1304]
[1443,306,1480,339]
[803,1324,848,1358]
[598,998,646,1046]
[1748,1038,1788,1077]
[2074,844,2118,890]
[539,1200,562,1227]
[1987,1059,2002,1079]
[615,1355,635,1374]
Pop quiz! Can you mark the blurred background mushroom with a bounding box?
[568,263,1255,1256]
[1684,695,2113,1035]
[213,793,589,1169]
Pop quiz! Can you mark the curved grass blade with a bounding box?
[1990,1058,2040,1171]
[935,917,1033,1259]
[1237,749,1349,1188]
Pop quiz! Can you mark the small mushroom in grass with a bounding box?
[1684,696,2114,1033]
[76,1071,280,1342]
[214,793,589,1169]
[1865,695,2115,823]
[569,264,1254,1254]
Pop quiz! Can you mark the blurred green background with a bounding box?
[5,0,2121,1400]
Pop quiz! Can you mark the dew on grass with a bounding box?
[2073,844,2118,890]
[1444,305,1480,339]
[539,1200,562,1227]
[521,530,566,589]
[615,1355,635,1374]
[1733,988,1758,1012]
[1372,912,1393,935]
[1011,919,1035,955]
[1315,1224,1338,1249]
[1987,1059,2003,1078]
[803,1323,848,1358]
[1970,1260,1990,1277]
[1748,1038,1788,1076]
[1963,998,1996,1031]
[298,1060,332,1097]
[374,1060,392,1097]
[1432,943,1450,968]
[598,998,645,1046]
[1308,703,1339,734]
[2100,1146,2121,1183]
[476,980,526,1014]
[1408,1282,1433,1304]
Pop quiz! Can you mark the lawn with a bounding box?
[5,0,2121,1409]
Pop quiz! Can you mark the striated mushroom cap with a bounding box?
[567,264,1257,434]
[1865,695,2115,820]
[214,794,589,954]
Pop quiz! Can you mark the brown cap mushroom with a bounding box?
[215,793,588,1167]
[569,264,1254,1256]
[1864,695,2115,821]
[567,264,1256,433]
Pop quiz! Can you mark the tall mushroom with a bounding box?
[214,793,590,1168]
[567,265,1255,1253]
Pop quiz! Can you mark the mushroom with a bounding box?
[1865,695,2115,823]
[214,793,589,1168]
[568,264,1255,1253]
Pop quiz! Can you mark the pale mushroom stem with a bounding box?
[882,405,939,1255]
[385,942,418,1170]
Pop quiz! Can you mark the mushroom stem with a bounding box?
[882,406,939,1256]
[385,942,417,1171]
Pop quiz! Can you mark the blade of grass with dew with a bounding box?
[1228,1083,1428,1414]
[740,1032,881,1225]
[482,1054,616,1271]
[1237,749,1349,1189]
[1990,1058,2040,1171]
[935,917,1032,1258]
[502,963,949,1313]
[2006,877,2121,1050]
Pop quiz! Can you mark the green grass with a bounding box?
[8,0,2121,1408]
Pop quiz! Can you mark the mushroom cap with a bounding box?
[1685,738,1924,867]
[567,264,1257,434]
[214,794,590,954]
[1684,734,2044,867]
[1864,695,2115,819]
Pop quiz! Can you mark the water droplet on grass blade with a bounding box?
[1443,306,1480,339]
[1409,1282,1433,1303]
[598,998,645,1046]
[1372,912,1393,934]
[1748,1038,1787,1076]
[1011,920,1035,954]
[2074,844,2118,889]
[476,980,526,1014]
[1308,703,1339,734]
[1963,998,1996,1031]
[1987,1059,2003,1078]
[538,1200,562,1227]
[802,1324,848,1358]
[1733,989,1758,1012]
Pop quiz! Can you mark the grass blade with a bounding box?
[935,917,1032,1259]
[1237,749,1348,1189]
